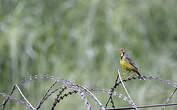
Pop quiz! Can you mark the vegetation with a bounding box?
[0,0,177,109]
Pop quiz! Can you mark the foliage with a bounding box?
[0,0,177,109]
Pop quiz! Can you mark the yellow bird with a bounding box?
[119,48,143,79]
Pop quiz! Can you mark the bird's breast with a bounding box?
[120,58,132,71]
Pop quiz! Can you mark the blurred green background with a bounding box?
[1,0,177,109]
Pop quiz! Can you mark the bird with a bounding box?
[119,48,144,80]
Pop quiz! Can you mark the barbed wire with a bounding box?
[106,103,177,110]
[1,70,177,110]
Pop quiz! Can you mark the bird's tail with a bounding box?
[135,71,145,80]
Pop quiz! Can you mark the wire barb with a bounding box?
[51,86,67,110]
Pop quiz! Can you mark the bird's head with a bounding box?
[119,48,127,57]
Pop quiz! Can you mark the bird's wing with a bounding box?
[125,57,138,70]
